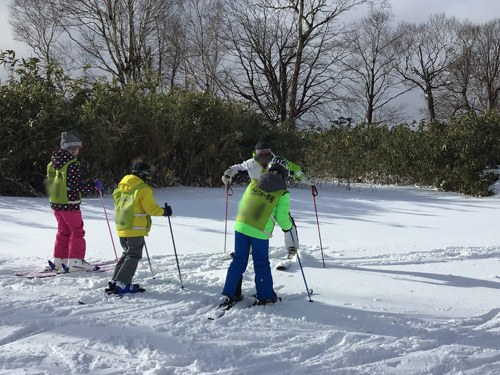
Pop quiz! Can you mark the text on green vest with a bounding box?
[236,179,287,232]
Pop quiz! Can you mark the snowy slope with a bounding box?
[1,184,500,374]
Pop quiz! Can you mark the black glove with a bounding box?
[163,204,173,217]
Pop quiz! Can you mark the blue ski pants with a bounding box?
[222,231,275,300]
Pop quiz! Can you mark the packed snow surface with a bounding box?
[1,183,500,374]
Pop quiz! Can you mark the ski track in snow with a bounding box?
[2,184,500,374]
[2,246,500,374]
[336,246,500,267]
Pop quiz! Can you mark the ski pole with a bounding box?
[98,190,119,262]
[223,183,233,254]
[167,206,184,289]
[143,239,155,279]
[291,231,313,302]
[311,186,325,268]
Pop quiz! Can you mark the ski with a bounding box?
[104,282,145,295]
[276,255,297,271]
[207,297,243,320]
[248,289,314,307]
[222,252,235,261]
[15,266,113,279]
[78,285,145,305]
[276,261,292,271]
[78,294,123,305]
[276,249,298,271]
[14,259,116,278]
[207,289,313,320]
[15,272,59,279]
[89,260,118,267]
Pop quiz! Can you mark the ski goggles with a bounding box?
[142,170,153,180]
[254,149,273,162]
[133,169,153,181]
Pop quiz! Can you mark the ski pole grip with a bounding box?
[312,186,318,196]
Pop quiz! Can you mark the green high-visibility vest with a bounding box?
[113,183,150,231]
[46,159,80,205]
[236,179,287,232]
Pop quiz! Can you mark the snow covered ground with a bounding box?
[1,183,500,374]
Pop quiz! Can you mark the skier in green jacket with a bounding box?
[221,157,299,306]
[221,141,311,260]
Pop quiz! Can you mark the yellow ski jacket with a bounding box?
[114,174,165,237]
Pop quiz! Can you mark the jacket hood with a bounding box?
[118,174,148,193]
[51,149,77,170]
[258,171,287,192]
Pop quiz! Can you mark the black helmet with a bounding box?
[132,161,153,181]
[255,141,271,152]
[269,157,289,180]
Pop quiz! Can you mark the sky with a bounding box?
[390,0,500,23]
[0,0,32,59]
[2,0,499,62]
[1,0,499,117]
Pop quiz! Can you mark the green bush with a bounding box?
[1,52,499,197]
[0,54,270,194]
[304,115,500,196]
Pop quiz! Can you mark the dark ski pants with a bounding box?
[222,231,275,300]
[112,236,144,285]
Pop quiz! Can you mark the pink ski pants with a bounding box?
[53,210,86,259]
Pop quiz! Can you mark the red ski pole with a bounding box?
[224,183,233,254]
[98,190,119,262]
[311,186,325,268]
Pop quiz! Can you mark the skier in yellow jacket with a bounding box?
[106,162,172,294]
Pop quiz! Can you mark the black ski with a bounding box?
[208,289,314,319]
[78,294,123,305]
[207,297,243,320]
[248,289,314,306]
[276,255,297,271]
[78,284,145,305]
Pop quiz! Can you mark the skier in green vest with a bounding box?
[105,161,172,294]
[221,157,299,306]
[46,132,103,272]
[222,141,313,260]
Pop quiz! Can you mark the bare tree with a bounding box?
[224,0,364,125]
[152,5,186,89]
[267,0,366,121]
[9,0,64,63]
[473,19,500,113]
[57,0,175,84]
[440,19,480,116]
[393,14,456,121]
[180,0,228,93]
[342,1,406,124]
[224,1,294,123]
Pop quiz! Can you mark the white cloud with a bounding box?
[0,0,32,56]
[341,0,499,24]
[391,0,500,23]
[0,0,34,81]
